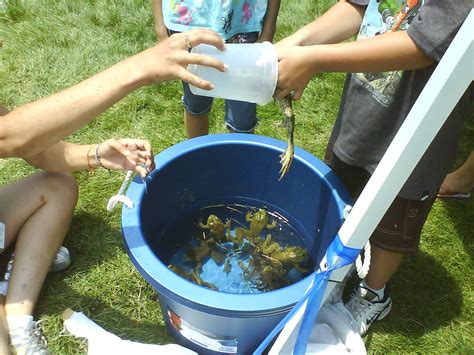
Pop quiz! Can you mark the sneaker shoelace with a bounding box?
[11,321,49,354]
[347,292,376,320]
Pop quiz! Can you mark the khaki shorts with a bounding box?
[326,152,435,253]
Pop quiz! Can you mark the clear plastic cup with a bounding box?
[188,42,278,105]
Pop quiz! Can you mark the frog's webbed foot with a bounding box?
[279,144,294,180]
[245,211,254,222]
[278,95,295,180]
[198,220,207,229]
[267,220,278,230]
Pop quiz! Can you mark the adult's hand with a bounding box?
[97,139,155,178]
[134,29,227,90]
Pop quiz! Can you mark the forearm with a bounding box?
[152,0,167,38]
[307,31,433,73]
[0,57,144,158]
[24,142,98,172]
[282,1,365,46]
[260,0,281,41]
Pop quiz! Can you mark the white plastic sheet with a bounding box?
[62,309,196,355]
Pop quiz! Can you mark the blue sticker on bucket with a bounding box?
[167,307,238,354]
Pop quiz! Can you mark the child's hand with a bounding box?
[133,29,226,90]
[97,139,155,178]
[274,46,315,100]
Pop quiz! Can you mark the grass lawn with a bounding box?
[0,0,473,353]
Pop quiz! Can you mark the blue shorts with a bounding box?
[181,31,259,133]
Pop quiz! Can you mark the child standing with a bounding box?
[153,0,281,137]
[274,0,471,336]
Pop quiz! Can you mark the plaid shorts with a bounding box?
[326,152,436,253]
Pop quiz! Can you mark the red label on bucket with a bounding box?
[168,308,238,353]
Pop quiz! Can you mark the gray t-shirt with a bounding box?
[328,0,472,199]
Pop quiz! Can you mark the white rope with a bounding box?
[355,241,371,279]
[107,170,134,211]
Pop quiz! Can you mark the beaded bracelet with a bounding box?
[95,144,105,169]
[86,145,94,170]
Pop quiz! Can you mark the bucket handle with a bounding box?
[107,171,135,211]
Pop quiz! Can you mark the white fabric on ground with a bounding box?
[63,310,196,355]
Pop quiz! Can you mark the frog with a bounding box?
[168,264,191,281]
[259,262,288,291]
[191,263,219,291]
[199,214,231,242]
[271,246,307,265]
[185,239,213,263]
[257,234,281,256]
[223,259,232,273]
[210,249,226,264]
[234,209,277,244]
[278,95,295,180]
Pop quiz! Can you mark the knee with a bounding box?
[41,172,79,209]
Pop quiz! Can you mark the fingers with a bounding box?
[274,87,292,100]
[185,29,225,51]
[177,52,227,72]
[176,67,215,90]
[134,164,150,178]
[117,139,155,171]
[292,89,304,101]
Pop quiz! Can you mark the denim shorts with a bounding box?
[325,151,436,253]
[180,31,260,133]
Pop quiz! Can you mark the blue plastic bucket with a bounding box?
[121,134,351,354]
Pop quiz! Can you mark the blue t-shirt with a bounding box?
[163,0,268,40]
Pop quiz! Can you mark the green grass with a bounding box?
[0,0,473,353]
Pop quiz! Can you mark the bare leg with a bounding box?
[364,244,403,290]
[0,295,10,354]
[439,151,474,194]
[184,111,209,138]
[0,172,78,317]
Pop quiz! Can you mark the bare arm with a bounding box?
[277,1,365,48]
[24,139,155,177]
[276,29,433,99]
[257,0,281,43]
[24,142,95,172]
[0,30,226,158]
[152,0,169,42]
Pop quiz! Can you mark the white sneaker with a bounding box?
[9,317,50,355]
[49,246,71,272]
[345,285,392,336]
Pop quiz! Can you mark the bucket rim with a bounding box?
[121,133,350,313]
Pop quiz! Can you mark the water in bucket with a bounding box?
[162,202,315,294]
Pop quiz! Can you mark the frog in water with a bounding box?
[256,236,308,273]
[234,209,277,244]
[185,239,213,263]
[199,214,231,243]
[271,246,307,265]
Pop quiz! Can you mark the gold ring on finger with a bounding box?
[184,34,192,50]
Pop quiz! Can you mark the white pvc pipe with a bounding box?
[270,9,473,354]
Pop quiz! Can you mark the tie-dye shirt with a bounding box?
[163,0,268,40]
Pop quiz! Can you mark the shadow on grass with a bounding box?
[36,211,174,351]
[354,250,463,342]
[438,197,474,260]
